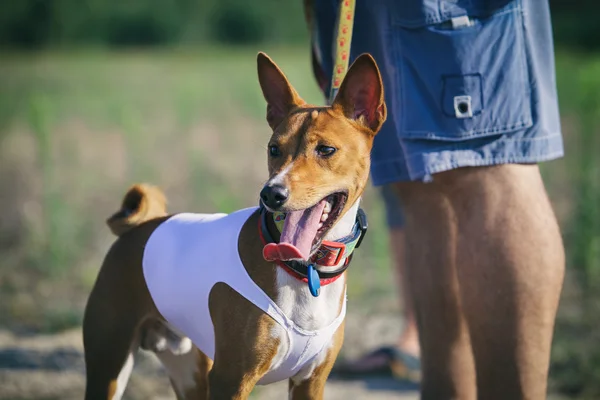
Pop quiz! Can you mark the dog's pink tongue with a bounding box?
[263,201,326,262]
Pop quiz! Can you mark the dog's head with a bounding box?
[256,52,386,261]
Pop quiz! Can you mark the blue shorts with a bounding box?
[380,185,405,228]
[311,0,564,185]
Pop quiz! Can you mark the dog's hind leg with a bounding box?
[105,351,135,400]
[145,320,212,399]
[83,306,139,400]
[83,342,136,400]
[83,264,144,400]
[84,190,167,399]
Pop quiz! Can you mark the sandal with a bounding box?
[330,345,421,383]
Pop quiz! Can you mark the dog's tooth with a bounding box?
[318,222,323,229]
[324,202,332,213]
[320,213,329,222]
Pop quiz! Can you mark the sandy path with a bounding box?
[0,311,419,400]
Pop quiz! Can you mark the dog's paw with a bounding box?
[167,335,192,355]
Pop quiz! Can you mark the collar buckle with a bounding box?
[314,241,346,266]
[355,208,368,249]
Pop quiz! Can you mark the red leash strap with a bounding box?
[329,0,356,101]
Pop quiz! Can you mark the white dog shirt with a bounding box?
[142,207,346,385]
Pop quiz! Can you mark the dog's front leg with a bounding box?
[288,324,345,400]
[207,368,258,400]
[288,372,328,400]
[288,350,339,400]
[208,283,278,399]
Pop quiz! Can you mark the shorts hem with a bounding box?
[371,159,411,186]
[412,150,565,182]
[371,132,565,184]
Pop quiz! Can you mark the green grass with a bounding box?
[549,51,600,400]
[0,46,599,397]
[0,46,393,333]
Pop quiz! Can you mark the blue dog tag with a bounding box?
[307,264,321,297]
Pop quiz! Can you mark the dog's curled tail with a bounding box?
[106,184,168,236]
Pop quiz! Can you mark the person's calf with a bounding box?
[393,181,477,400]
[437,164,565,399]
[387,227,420,357]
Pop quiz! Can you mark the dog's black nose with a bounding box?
[260,184,289,209]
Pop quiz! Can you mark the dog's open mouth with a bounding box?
[263,192,347,262]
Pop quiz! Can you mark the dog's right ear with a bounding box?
[257,52,306,130]
[332,53,387,134]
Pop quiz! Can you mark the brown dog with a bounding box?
[82,52,386,400]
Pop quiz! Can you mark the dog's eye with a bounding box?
[316,145,336,157]
[269,145,281,157]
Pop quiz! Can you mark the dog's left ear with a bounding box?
[257,52,306,131]
[332,53,387,134]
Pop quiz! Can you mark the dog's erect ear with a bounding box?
[332,53,387,134]
[257,52,306,130]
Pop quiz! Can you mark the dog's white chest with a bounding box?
[266,268,346,384]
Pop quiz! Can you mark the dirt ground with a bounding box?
[0,310,419,400]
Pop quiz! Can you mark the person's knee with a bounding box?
[390,164,563,254]
[435,164,564,280]
[433,164,546,201]
[391,180,441,205]
[392,164,550,208]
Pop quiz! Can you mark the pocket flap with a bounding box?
[394,5,533,141]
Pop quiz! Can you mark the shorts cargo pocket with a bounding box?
[391,1,533,141]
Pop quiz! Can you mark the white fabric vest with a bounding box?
[142,207,346,384]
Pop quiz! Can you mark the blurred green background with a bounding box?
[0,0,599,398]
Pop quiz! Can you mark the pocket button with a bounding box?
[454,95,473,119]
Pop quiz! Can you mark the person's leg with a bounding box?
[394,164,565,399]
[326,185,422,380]
[390,228,419,355]
[392,180,477,399]
[380,185,419,357]
[391,233,419,354]
[444,164,564,399]
[389,1,565,397]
